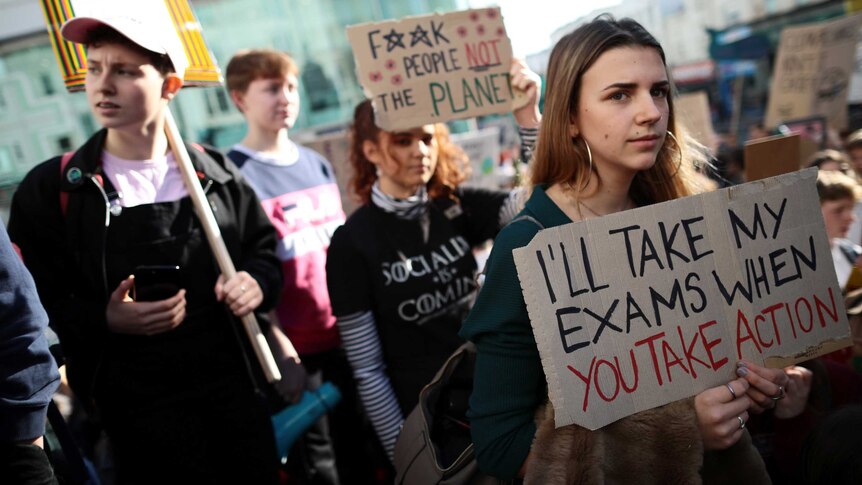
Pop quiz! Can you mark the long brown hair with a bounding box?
[531,16,704,204]
[349,99,468,204]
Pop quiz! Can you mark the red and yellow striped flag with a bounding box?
[39,0,222,92]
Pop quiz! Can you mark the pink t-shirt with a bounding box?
[101,150,188,207]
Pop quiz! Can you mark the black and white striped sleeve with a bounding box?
[498,187,527,228]
[337,310,404,462]
[518,125,539,164]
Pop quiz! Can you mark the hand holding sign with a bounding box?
[695,378,751,450]
[510,58,541,128]
[736,359,790,413]
[773,365,813,419]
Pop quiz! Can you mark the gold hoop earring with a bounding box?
[577,137,593,191]
[638,130,683,185]
[665,131,683,178]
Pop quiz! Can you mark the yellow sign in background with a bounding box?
[40,0,222,92]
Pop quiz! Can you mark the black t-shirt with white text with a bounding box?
[327,187,507,411]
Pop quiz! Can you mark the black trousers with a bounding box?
[288,348,392,485]
[285,349,340,485]
[0,443,58,485]
[101,375,278,485]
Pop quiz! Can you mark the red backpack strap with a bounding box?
[11,242,23,262]
[54,145,204,217]
[59,151,74,216]
[188,143,210,180]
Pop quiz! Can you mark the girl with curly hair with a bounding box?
[325,61,540,461]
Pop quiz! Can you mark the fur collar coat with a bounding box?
[524,398,771,485]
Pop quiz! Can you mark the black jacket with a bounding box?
[7,129,282,408]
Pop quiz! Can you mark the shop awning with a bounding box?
[671,59,716,85]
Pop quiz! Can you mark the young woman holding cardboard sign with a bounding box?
[460,16,791,482]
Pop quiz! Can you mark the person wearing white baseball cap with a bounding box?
[52,14,186,152]
[61,13,189,79]
[7,12,292,485]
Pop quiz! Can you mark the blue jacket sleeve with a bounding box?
[459,219,545,479]
[0,220,60,443]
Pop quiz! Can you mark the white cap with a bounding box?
[61,14,188,79]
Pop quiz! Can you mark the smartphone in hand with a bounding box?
[133,265,183,302]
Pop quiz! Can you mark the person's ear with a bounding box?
[362,139,384,165]
[162,74,183,100]
[229,90,246,113]
[568,114,579,138]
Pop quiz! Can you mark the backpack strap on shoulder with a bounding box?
[59,151,74,216]
[508,214,544,230]
[226,149,252,169]
[11,242,23,261]
[57,145,205,217]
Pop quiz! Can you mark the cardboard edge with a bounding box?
[513,234,571,428]
[764,336,853,368]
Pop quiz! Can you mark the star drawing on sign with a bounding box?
[383,28,406,52]
[409,24,433,48]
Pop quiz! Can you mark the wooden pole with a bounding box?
[164,108,281,383]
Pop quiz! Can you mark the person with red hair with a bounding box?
[325,60,541,462]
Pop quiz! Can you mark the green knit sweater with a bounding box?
[459,185,572,479]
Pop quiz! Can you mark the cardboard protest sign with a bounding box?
[675,91,715,149]
[514,168,851,430]
[764,15,862,130]
[744,134,817,182]
[346,8,527,131]
[40,0,221,92]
